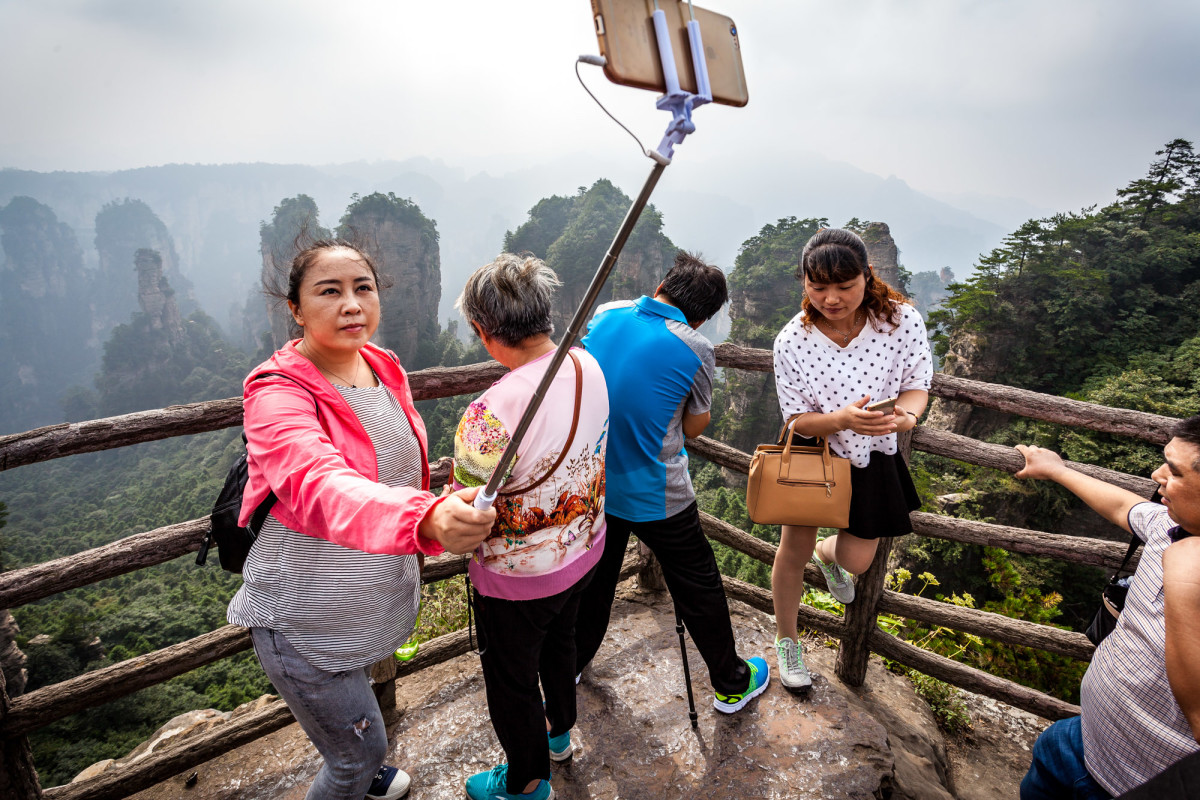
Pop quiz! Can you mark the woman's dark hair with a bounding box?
[659,251,728,325]
[263,235,391,335]
[797,228,908,331]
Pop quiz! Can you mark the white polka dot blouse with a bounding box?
[773,301,933,468]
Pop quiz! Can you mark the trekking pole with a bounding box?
[473,2,713,513]
[676,611,699,728]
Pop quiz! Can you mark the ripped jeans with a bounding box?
[251,628,388,800]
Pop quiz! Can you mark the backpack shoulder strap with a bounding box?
[1114,534,1142,576]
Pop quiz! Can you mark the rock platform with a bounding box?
[126,583,1042,799]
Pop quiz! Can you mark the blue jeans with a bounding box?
[251,628,388,800]
[1021,716,1112,800]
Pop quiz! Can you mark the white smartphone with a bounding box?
[865,397,897,415]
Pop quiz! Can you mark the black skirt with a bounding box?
[791,435,919,540]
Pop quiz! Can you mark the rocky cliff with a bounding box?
[135,249,186,343]
[922,328,1016,439]
[0,197,98,433]
[93,585,1042,800]
[95,249,243,416]
[252,194,331,350]
[337,193,442,369]
[0,610,27,699]
[861,221,903,290]
[93,199,194,341]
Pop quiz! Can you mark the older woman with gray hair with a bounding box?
[453,253,609,800]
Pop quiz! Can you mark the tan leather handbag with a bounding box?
[746,415,852,528]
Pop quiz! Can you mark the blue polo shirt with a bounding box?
[583,296,714,521]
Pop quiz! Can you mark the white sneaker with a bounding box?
[811,553,856,604]
[775,637,813,692]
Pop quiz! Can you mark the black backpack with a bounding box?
[197,372,310,573]
[196,435,276,573]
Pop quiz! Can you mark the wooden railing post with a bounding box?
[370,655,401,728]
[834,427,912,687]
[834,536,893,686]
[1,664,43,800]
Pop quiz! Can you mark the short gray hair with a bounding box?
[456,253,562,347]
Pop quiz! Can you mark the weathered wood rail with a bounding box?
[0,344,1174,799]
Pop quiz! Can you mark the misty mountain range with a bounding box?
[0,153,1038,332]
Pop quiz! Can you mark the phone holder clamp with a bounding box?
[652,13,713,162]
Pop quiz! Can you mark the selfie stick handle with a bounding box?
[472,11,713,511]
[473,160,668,511]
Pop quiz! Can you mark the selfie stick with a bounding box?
[473,7,714,511]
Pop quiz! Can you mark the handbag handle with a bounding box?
[779,414,834,478]
[497,350,584,496]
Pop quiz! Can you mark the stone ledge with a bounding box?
[120,585,1032,800]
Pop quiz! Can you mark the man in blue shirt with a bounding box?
[575,252,769,713]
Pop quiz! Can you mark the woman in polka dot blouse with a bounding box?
[769,227,933,691]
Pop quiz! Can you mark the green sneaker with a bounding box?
[812,553,856,604]
[713,656,770,713]
[775,637,813,692]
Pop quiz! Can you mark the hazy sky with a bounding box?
[2,0,1198,214]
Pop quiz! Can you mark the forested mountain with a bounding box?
[504,179,677,336]
[929,138,1200,441]
[0,154,1009,336]
[3,140,1197,786]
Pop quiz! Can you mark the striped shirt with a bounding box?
[1081,502,1200,794]
[228,383,422,672]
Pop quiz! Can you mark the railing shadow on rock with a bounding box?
[0,343,1175,800]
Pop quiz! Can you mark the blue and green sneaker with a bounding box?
[548,729,573,762]
[464,764,553,800]
[713,656,770,713]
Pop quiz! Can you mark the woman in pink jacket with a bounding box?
[227,240,495,800]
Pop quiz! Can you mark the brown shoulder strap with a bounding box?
[498,350,584,496]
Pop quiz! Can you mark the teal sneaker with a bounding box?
[713,656,770,713]
[548,729,573,762]
[464,764,553,800]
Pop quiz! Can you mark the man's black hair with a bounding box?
[1173,415,1200,469]
[658,251,728,325]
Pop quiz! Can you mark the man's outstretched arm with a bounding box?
[1014,444,1142,533]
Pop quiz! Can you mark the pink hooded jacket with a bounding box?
[238,340,446,557]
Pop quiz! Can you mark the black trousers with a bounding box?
[474,565,595,793]
[574,501,749,696]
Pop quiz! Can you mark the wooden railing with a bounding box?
[0,343,1175,800]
